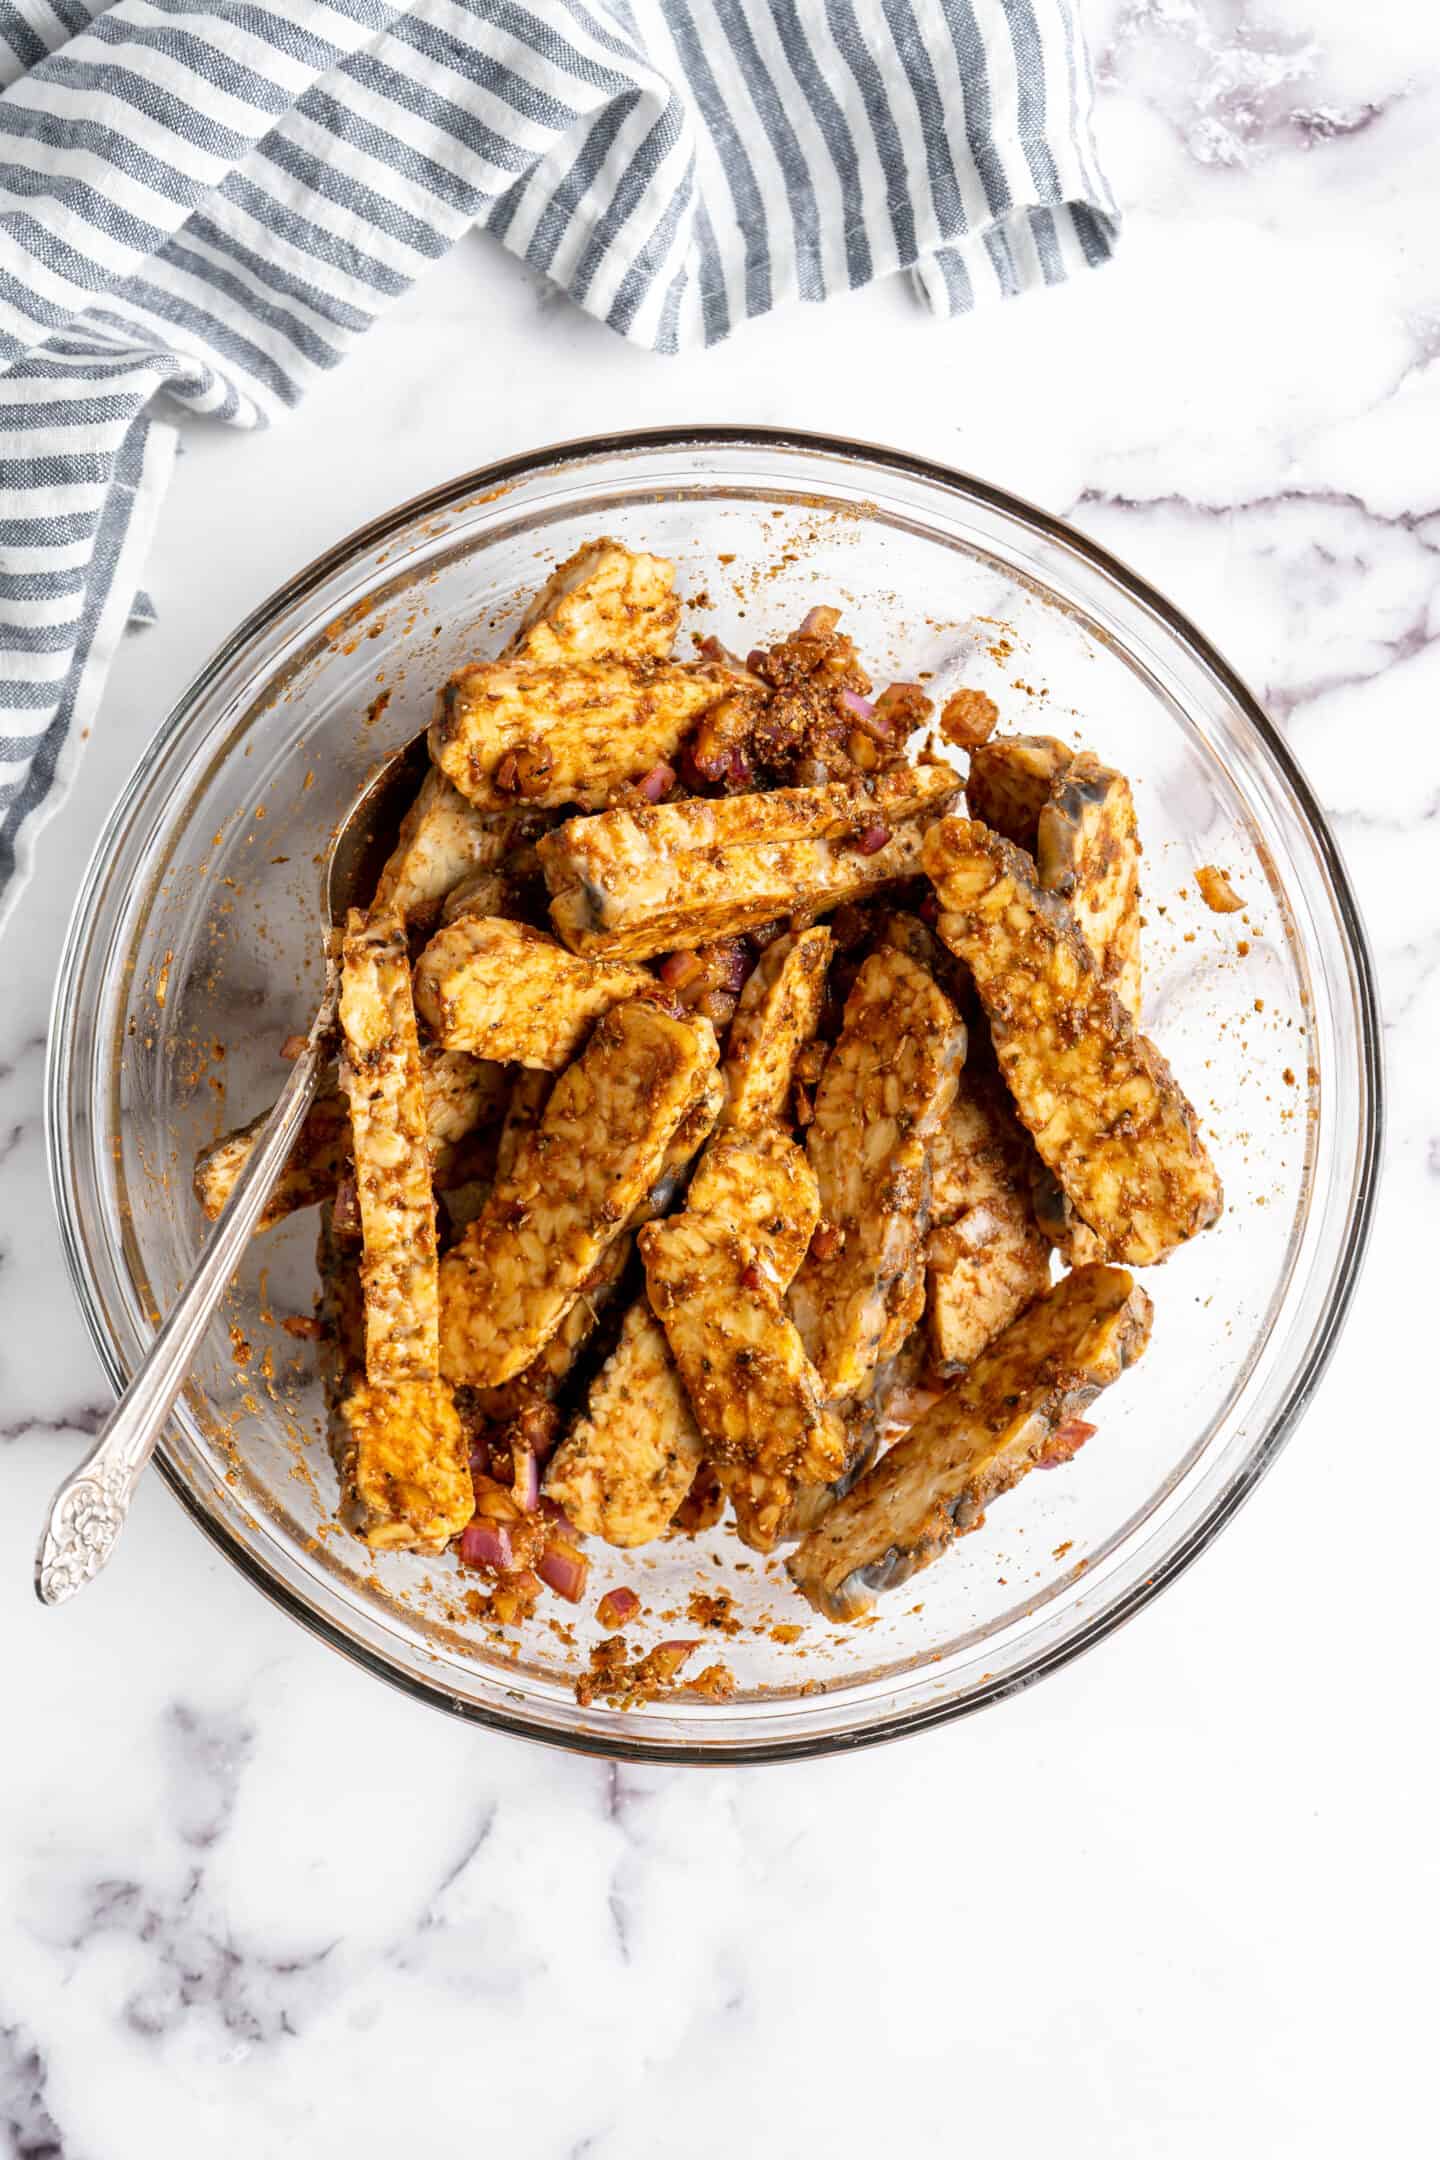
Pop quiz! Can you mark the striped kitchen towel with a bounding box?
[0,0,1118,919]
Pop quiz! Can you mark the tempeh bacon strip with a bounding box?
[787,1265,1152,1620]
[439,1001,717,1387]
[924,819,1221,1268]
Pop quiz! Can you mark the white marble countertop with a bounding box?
[3,3,1436,2152]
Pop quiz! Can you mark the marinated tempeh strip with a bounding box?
[438,867,511,927]
[471,1070,722,1424]
[547,1123,811,1547]
[925,1063,1052,1372]
[439,1002,717,1386]
[510,538,680,665]
[968,736,1143,1019]
[414,916,655,1070]
[1035,754,1142,1021]
[466,1234,634,1423]
[318,1191,473,1556]
[927,1211,1052,1373]
[371,768,534,925]
[418,1047,510,1158]
[195,1089,349,1230]
[374,541,675,919]
[641,1210,843,1490]
[686,1125,820,1288]
[721,926,832,1130]
[540,762,959,959]
[430,657,729,813]
[790,947,967,1401]
[544,1301,705,1546]
[715,1355,899,1553]
[339,913,443,1383]
[338,1378,473,1554]
[788,1265,1152,1619]
[965,733,1072,847]
[924,820,1221,1266]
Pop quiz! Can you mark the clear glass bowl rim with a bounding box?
[44,424,1385,1762]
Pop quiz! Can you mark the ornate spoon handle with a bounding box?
[35,968,338,1606]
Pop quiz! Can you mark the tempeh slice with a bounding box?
[371,769,531,925]
[413,916,655,1069]
[640,1210,843,1491]
[539,763,960,959]
[430,657,728,813]
[510,538,680,665]
[338,1378,473,1554]
[550,1124,815,1548]
[1035,753,1142,1021]
[195,1090,349,1230]
[965,733,1072,846]
[373,541,675,919]
[418,1046,510,1161]
[924,820,1221,1266]
[925,1064,1052,1373]
[471,1069,723,1424]
[788,1265,1152,1619]
[318,1182,471,1556]
[790,947,967,1401]
[686,1125,820,1288]
[439,1002,717,1386]
[771,1356,909,1542]
[721,926,832,1130]
[465,1234,634,1424]
[338,912,442,1384]
[967,736,1143,1019]
[544,1301,705,1547]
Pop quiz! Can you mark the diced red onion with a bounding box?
[597,1586,641,1628]
[659,950,704,988]
[649,1639,700,1680]
[538,1539,589,1602]
[638,762,675,803]
[686,734,728,782]
[839,688,875,723]
[513,1444,539,1513]
[468,1434,490,1476]
[1037,1418,1097,1469]
[854,823,891,856]
[459,1519,514,1572]
[798,605,839,637]
[723,748,753,788]
[746,648,767,672]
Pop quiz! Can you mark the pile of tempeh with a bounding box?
[195,540,1221,1631]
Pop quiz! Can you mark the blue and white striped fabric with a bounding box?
[0,0,1118,918]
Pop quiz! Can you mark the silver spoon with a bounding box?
[35,735,430,1606]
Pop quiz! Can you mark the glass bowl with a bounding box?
[46,429,1382,1761]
